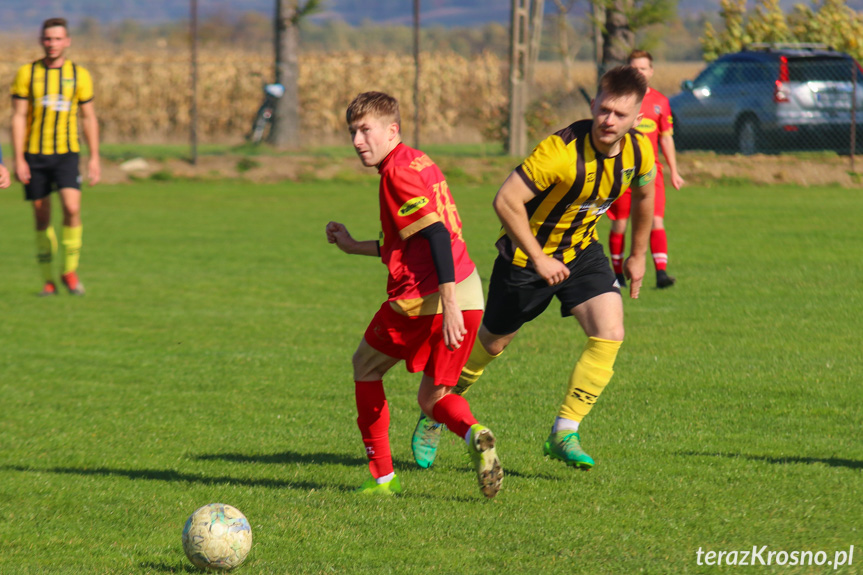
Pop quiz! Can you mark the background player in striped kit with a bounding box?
[11,17,101,296]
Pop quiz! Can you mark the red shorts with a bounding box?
[364,303,483,387]
[606,166,666,221]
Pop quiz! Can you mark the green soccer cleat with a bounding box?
[467,424,503,499]
[356,474,402,496]
[411,413,445,469]
[543,429,595,469]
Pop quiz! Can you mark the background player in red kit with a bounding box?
[607,50,684,289]
[325,91,502,498]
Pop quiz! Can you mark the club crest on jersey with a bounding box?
[621,167,635,185]
[399,196,429,217]
[654,104,662,115]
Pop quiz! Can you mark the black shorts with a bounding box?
[24,153,81,201]
[483,241,620,336]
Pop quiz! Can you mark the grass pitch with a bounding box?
[0,173,861,574]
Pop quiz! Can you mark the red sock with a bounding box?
[650,229,668,271]
[432,393,478,440]
[355,380,393,478]
[609,231,625,275]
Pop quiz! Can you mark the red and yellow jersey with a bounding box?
[635,88,673,158]
[11,59,94,155]
[500,120,655,269]
[377,143,477,313]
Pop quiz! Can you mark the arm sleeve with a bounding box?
[419,221,455,284]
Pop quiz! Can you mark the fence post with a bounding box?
[851,59,857,173]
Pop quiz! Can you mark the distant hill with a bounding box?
[2,0,862,31]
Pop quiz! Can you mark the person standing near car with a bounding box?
[607,50,683,289]
[11,17,100,296]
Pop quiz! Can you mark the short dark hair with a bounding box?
[42,18,68,34]
[628,49,653,65]
[597,65,648,103]
[346,91,401,127]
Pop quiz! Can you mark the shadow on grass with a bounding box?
[194,450,539,480]
[193,450,367,467]
[1,464,342,492]
[680,451,863,470]
[138,561,198,573]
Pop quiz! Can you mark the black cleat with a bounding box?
[615,273,627,288]
[656,270,676,289]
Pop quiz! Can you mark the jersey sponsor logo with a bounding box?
[40,94,71,112]
[398,196,429,217]
[637,117,658,133]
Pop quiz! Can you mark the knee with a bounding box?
[352,349,378,382]
[607,326,625,342]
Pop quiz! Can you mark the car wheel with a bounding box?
[737,118,758,156]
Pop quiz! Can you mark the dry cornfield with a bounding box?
[0,43,706,145]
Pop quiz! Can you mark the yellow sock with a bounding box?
[62,225,83,275]
[36,226,58,283]
[453,341,502,396]
[558,337,622,422]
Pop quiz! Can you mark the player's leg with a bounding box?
[607,190,631,287]
[650,173,675,288]
[544,244,624,469]
[416,309,502,498]
[411,324,513,468]
[32,196,58,296]
[353,304,405,495]
[58,154,85,294]
[411,256,546,468]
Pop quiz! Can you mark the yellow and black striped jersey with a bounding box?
[497,119,656,268]
[11,60,94,155]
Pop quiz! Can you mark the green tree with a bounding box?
[745,0,790,45]
[701,0,748,62]
[788,0,863,61]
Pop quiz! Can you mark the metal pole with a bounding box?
[190,0,198,165]
[851,59,857,173]
[413,0,420,149]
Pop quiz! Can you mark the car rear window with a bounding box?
[787,57,861,82]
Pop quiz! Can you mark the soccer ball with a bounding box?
[182,503,252,571]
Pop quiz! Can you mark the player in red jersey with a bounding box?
[607,50,684,289]
[325,92,502,498]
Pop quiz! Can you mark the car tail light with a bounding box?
[775,56,790,103]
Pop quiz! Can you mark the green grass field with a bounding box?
[0,171,861,574]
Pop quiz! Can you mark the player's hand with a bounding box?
[88,157,101,186]
[623,255,646,299]
[441,305,467,351]
[0,165,10,189]
[325,221,354,253]
[14,158,31,185]
[671,172,685,190]
[535,254,570,286]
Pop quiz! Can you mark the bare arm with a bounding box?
[492,171,570,286]
[623,178,655,299]
[11,97,30,184]
[659,133,684,190]
[0,164,9,189]
[79,100,101,185]
[325,221,379,256]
